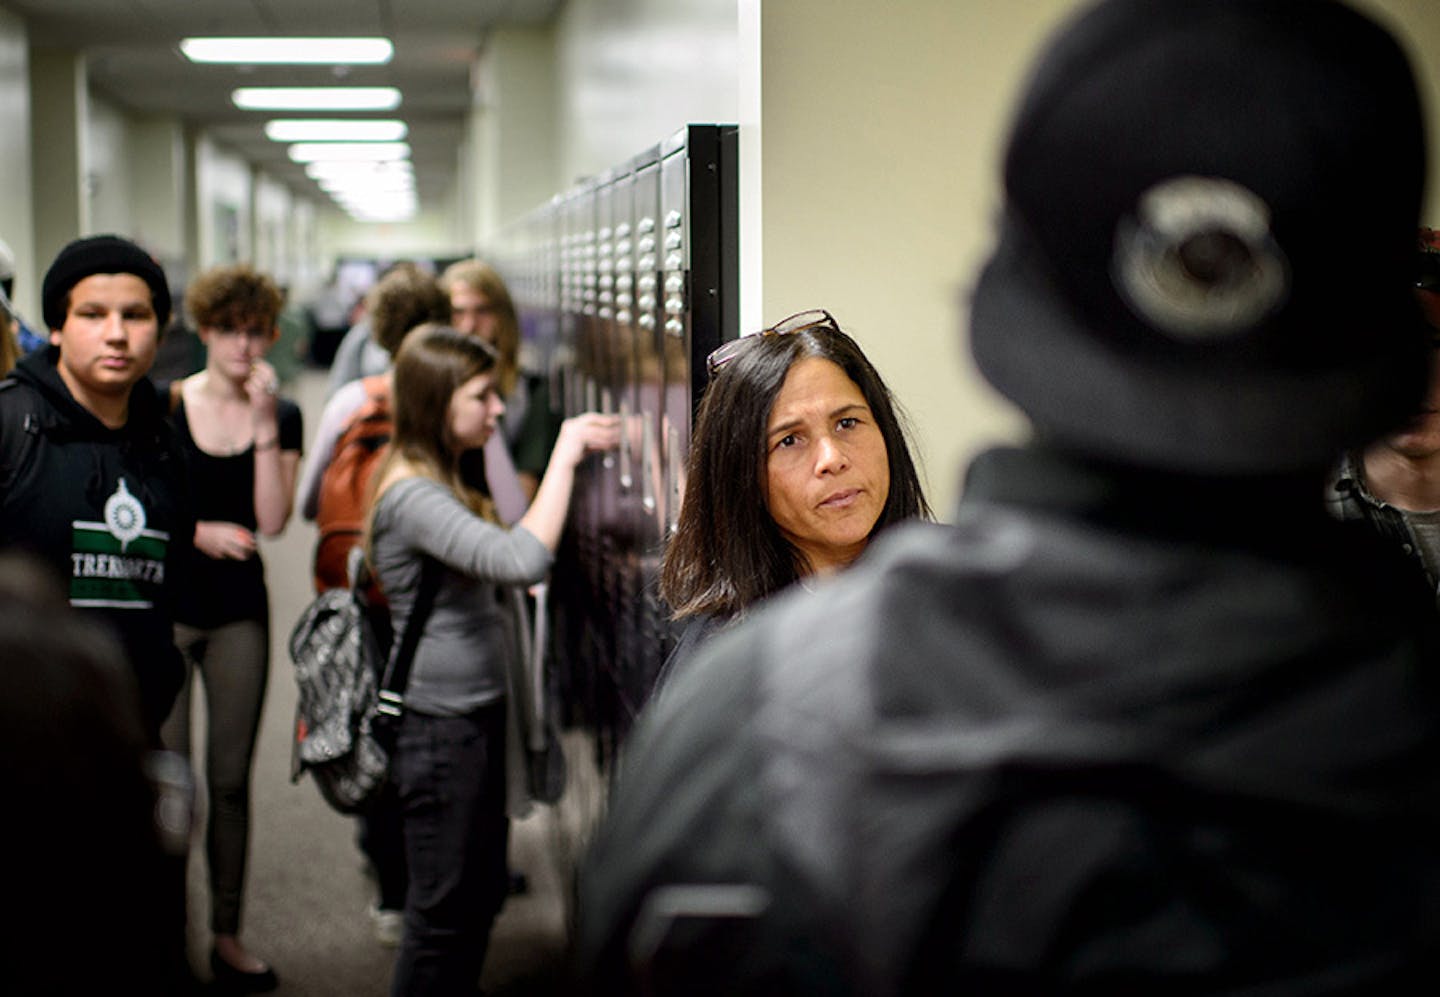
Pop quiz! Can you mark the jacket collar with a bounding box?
[961,444,1333,549]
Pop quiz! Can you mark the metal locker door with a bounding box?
[658,125,738,541]
[626,148,670,703]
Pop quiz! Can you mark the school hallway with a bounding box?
[178,366,602,996]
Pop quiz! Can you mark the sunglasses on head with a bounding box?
[705,308,840,377]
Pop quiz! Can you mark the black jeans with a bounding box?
[360,782,409,911]
[390,701,509,997]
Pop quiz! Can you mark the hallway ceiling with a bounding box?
[1,0,564,221]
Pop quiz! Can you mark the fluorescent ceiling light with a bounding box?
[318,174,415,194]
[349,209,418,223]
[305,160,413,181]
[265,119,407,142]
[288,142,411,163]
[334,195,418,213]
[233,87,401,111]
[342,194,419,222]
[182,37,392,65]
[317,172,415,190]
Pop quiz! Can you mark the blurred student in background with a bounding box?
[441,258,562,502]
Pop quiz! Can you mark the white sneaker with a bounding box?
[369,904,404,948]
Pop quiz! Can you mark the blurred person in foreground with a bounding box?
[575,1,1440,993]
[0,552,195,993]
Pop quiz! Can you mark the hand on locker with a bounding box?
[552,412,622,469]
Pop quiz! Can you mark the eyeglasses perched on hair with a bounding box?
[705,308,840,376]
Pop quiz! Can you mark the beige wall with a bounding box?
[85,95,133,239]
[753,1,1078,513]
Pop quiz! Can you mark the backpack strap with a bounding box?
[374,556,444,721]
[0,378,44,493]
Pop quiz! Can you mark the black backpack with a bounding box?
[0,378,45,498]
[288,556,441,815]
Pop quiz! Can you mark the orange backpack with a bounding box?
[313,374,391,596]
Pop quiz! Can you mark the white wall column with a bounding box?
[0,8,34,321]
[29,47,88,280]
[474,25,559,244]
[128,115,185,273]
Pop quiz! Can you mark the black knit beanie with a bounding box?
[41,234,172,331]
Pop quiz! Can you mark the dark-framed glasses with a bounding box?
[705,308,839,376]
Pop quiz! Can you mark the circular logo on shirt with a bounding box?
[104,478,146,550]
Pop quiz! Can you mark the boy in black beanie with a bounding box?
[0,233,192,740]
[0,233,198,992]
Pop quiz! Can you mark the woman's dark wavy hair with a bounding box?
[660,323,930,620]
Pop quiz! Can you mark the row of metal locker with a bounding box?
[487,124,739,763]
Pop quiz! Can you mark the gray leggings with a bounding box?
[160,617,270,936]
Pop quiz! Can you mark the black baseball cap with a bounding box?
[971,0,1429,474]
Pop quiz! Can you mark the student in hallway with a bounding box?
[0,233,192,740]
[0,233,197,992]
[365,324,618,995]
[161,262,303,992]
[440,258,561,503]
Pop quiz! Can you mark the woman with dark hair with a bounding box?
[364,324,617,995]
[658,309,931,681]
